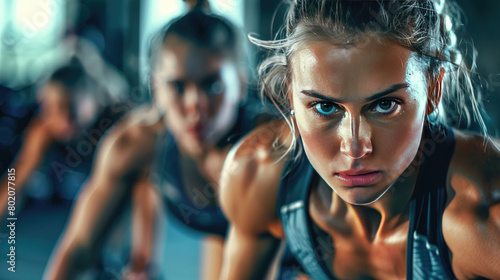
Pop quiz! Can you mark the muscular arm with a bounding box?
[219,121,291,280]
[43,120,158,280]
[129,178,162,274]
[0,121,52,217]
[222,226,281,280]
[443,134,500,280]
[444,175,500,280]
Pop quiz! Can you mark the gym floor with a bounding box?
[0,200,202,280]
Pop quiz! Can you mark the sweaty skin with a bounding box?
[219,39,500,280]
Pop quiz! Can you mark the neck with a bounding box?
[177,138,212,161]
[181,144,231,185]
[335,162,420,241]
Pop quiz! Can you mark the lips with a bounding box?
[186,123,206,138]
[334,170,382,186]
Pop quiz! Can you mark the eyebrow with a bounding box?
[165,71,221,85]
[300,83,409,103]
[200,72,221,85]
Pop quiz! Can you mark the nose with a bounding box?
[339,114,373,159]
[184,84,209,119]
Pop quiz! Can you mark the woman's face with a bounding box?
[39,82,75,141]
[153,35,240,154]
[289,39,429,205]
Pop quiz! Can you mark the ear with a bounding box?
[426,67,445,116]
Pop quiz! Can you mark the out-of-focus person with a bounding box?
[0,58,116,217]
[43,5,273,280]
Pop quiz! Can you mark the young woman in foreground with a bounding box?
[44,10,259,280]
[220,1,500,279]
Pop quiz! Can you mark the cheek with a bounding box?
[154,90,186,135]
[301,132,338,176]
[153,85,168,109]
[155,87,183,115]
[50,102,69,120]
[372,102,426,173]
[208,95,224,117]
[376,120,422,169]
[295,110,340,171]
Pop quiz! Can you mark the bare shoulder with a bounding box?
[92,105,165,179]
[443,129,500,279]
[219,120,293,236]
[446,130,500,205]
[450,129,500,181]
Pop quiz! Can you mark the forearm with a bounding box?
[221,226,280,280]
[45,176,133,279]
[43,236,93,280]
[129,179,160,272]
[43,184,98,279]
[0,125,52,216]
[0,152,45,217]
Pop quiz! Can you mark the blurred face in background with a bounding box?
[152,34,241,156]
[38,82,76,141]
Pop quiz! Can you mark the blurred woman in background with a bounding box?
[44,7,271,280]
[0,58,112,217]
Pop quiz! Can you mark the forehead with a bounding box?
[290,39,420,98]
[157,35,224,80]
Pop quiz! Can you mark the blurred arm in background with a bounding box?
[0,59,105,218]
[43,106,164,279]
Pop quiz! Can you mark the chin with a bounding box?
[180,135,205,155]
[188,134,206,146]
[334,184,393,206]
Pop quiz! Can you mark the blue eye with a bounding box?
[373,100,397,115]
[315,103,337,115]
